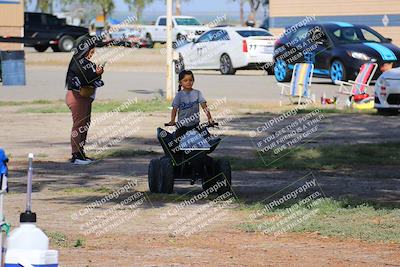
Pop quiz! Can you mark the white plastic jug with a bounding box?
[4,153,58,266]
[7,223,49,250]
[5,222,58,266]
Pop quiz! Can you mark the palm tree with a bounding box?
[248,0,261,22]
[34,0,53,13]
[232,0,268,25]
[163,0,190,16]
[124,0,154,22]
[93,0,115,27]
[175,0,191,15]
[64,0,115,27]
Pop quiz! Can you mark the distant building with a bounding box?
[269,0,400,45]
[0,0,24,50]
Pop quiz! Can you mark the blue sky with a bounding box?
[114,0,267,22]
[29,0,267,22]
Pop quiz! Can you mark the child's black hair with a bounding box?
[178,70,195,91]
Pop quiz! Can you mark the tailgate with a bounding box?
[246,36,275,55]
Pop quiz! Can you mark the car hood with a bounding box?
[338,42,400,62]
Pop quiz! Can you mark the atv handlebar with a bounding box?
[164,122,219,128]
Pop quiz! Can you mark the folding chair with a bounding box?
[278,63,314,106]
[336,63,378,96]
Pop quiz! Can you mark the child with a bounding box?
[167,70,214,137]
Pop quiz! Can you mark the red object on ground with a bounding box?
[354,93,370,102]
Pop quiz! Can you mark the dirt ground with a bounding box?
[1,102,400,266]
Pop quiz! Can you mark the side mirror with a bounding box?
[386,37,393,43]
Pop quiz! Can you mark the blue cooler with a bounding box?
[0,50,26,86]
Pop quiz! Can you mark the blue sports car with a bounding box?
[273,22,400,83]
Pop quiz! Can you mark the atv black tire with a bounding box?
[204,159,232,195]
[148,159,161,193]
[159,157,174,194]
[214,159,232,195]
[202,156,216,191]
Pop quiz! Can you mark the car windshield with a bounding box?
[325,26,387,44]
[175,18,201,26]
[236,30,272,37]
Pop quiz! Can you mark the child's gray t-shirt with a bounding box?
[172,89,206,127]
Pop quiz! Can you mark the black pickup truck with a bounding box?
[24,12,89,52]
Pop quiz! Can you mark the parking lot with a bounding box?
[1,47,400,266]
[0,48,341,103]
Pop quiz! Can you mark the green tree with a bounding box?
[93,0,115,27]
[124,0,154,21]
[232,0,269,25]
[33,0,53,13]
[64,0,114,27]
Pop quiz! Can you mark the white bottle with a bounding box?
[7,221,49,250]
[5,153,58,267]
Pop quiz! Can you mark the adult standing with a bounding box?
[65,38,105,165]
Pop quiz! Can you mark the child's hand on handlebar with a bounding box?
[96,66,104,75]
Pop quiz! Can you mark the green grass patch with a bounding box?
[294,108,377,115]
[46,231,86,248]
[223,142,400,170]
[17,98,169,113]
[0,100,56,106]
[18,105,69,113]
[94,148,160,159]
[237,198,400,243]
[73,238,85,248]
[46,231,68,247]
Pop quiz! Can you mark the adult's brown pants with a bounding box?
[65,90,93,155]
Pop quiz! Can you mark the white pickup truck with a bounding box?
[142,16,209,48]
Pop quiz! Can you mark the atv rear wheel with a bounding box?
[148,159,161,193]
[159,157,174,194]
[214,159,232,195]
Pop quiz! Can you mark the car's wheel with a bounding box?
[213,159,232,195]
[146,34,154,48]
[274,59,291,82]
[220,54,236,75]
[148,159,161,193]
[34,45,49,52]
[58,35,76,52]
[159,157,174,194]
[330,59,347,83]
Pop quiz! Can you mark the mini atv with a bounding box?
[148,122,231,194]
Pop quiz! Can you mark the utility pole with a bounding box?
[166,0,173,100]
